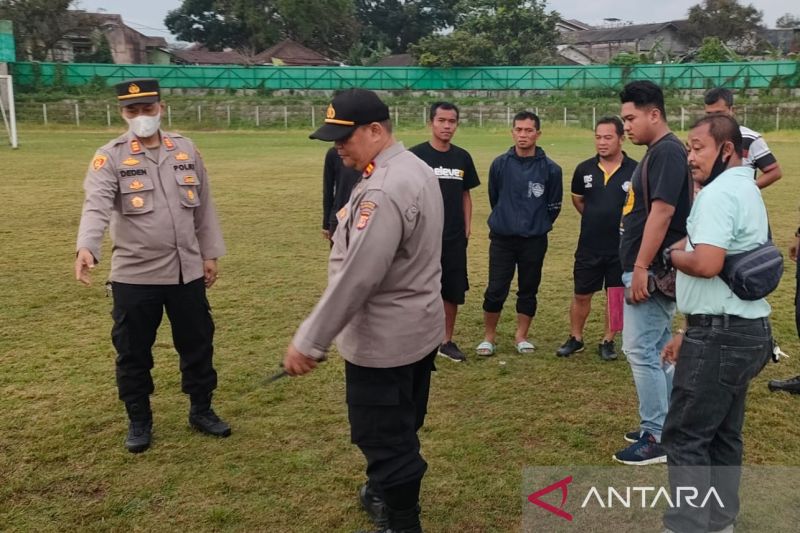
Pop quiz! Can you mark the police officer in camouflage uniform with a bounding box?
[283,89,444,533]
[75,79,230,453]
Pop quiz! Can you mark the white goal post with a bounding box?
[0,73,18,149]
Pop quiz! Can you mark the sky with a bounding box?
[77,1,797,42]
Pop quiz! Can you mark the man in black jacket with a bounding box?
[476,111,562,357]
[322,146,361,243]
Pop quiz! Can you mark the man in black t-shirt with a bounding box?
[557,117,637,361]
[613,81,691,467]
[322,146,361,243]
[410,102,480,362]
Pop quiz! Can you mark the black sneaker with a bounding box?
[624,430,641,443]
[768,375,800,394]
[613,431,667,465]
[358,483,388,528]
[438,341,467,362]
[599,340,618,361]
[556,336,584,357]
[125,419,152,453]
[189,407,232,437]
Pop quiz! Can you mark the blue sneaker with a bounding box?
[612,432,667,465]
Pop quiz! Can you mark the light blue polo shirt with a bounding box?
[676,165,771,318]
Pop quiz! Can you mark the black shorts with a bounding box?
[573,249,623,295]
[441,238,469,305]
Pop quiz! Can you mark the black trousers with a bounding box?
[482,233,548,316]
[662,317,772,533]
[111,278,217,404]
[346,349,437,509]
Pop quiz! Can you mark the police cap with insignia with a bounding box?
[310,88,390,141]
[115,78,160,106]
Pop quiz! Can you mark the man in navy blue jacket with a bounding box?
[476,111,562,356]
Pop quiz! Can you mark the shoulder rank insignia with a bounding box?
[183,176,196,184]
[130,139,142,153]
[122,157,140,166]
[175,152,189,161]
[363,161,375,178]
[163,137,175,150]
[92,154,107,171]
[356,201,377,230]
[129,180,144,191]
[131,196,144,209]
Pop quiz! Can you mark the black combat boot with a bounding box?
[357,504,422,533]
[188,393,231,437]
[359,482,388,527]
[124,399,152,453]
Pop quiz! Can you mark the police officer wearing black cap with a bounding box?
[75,79,230,453]
[283,88,445,533]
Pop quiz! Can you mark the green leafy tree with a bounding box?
[695,36,738,62]
[683,0,763,47]
[165,0,358,58]
[0,0,92,60]
[411,0,560,66]
[776,13,800,29]
[355,0,456,54]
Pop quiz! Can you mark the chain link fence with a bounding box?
[12,100,800,132]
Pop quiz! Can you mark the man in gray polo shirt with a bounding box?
[284,89,444,533]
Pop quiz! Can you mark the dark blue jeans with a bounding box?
[662,316,772,533]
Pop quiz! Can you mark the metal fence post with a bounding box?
[106,104,111,127]
[167,105,172,127]
[479,108,483,128]
[311,105,315,129]
[255,105,260,127]
[422,107,426,126]
[563,107,567,127]
[197,104,202,123]
[743,105,747,126]
[506,106,510,126]
[592,107,596,129]
[75,103,80,126]
[395,106,399,126]
[42,103,47,125]
[284,106,288,129]
[227,105,231,126]
[776,106,780,131]
[681,107,685,131]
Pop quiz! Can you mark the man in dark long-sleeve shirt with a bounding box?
[476,111,562,357]
[322,146,361,242]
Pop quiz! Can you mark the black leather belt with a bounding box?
[686,314,768,328]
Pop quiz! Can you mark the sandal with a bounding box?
[476,341,496,356]
[515,340,535,354]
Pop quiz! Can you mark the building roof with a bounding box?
[170,48,251,65]
[568,20,688,44]
[253,39,336,66]
[557,18,594,32]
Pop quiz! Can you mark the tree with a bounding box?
[683,0,763,48]
[355,0,456,54]
[411,0,560,67]
[0,0,92,61]
[164,0,358,58]
[695,36,738,62]
[776,13,800,29]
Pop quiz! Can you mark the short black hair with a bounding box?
[596,116,624,136]
[619,80,667,121]
[690,114,743,157]
[704,87,734,107]
[429,101,459,121]
[513,111,540,130]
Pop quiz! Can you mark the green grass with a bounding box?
[1,125,800,532]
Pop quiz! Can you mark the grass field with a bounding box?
[2,124,800,532]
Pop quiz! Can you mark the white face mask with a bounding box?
[125,111,161,138]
